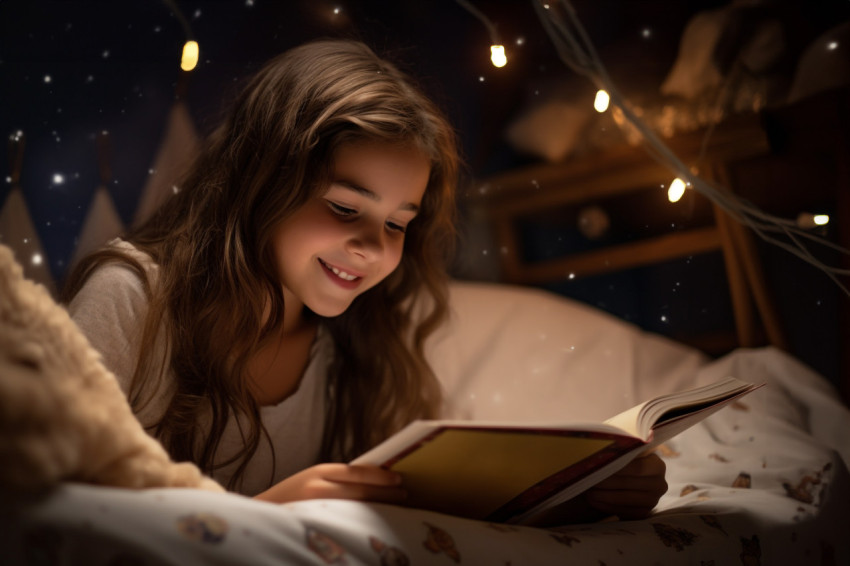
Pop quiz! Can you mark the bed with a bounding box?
[3,280,849,565]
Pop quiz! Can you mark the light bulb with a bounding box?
[181,40,199,71]
[798,212,830,228]
[668,177,686,203]
[594,89,610,113]
[490,45,507,68]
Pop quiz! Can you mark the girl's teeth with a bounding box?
[330,265,357,281]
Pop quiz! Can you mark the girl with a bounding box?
[64,39,666,519]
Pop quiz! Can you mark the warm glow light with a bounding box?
[181,40,199,71]
[796,212,830,228]
[490,45,507,67]
[667,177,686,202]
[593,89,610,113]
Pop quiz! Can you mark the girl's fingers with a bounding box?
[582,453,669,519]
[593,453,667,490]
[617,452,667,477]
[306,478,408,503]
[316,463,403,486]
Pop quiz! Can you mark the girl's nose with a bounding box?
[345,221,385,263]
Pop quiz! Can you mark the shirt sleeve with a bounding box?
[67,263,150,395]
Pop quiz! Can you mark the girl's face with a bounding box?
[272,139,430,321]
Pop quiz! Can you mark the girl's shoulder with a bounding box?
[68,239,158,321]
[105,238,159,278]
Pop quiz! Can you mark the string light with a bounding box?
[532,0,850,297]
[456,0,507,68]
[593,89,610,112]
[181,40,199,71]
[491,44,507,67]
[162,0,197,71]
[797,213,830,229]
[667,177,686,203]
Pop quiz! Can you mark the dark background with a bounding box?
[2,0,849,393]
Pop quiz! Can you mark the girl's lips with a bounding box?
[318,258,363,289]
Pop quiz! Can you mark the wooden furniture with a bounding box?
[463,113,789,356]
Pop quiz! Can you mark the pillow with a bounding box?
[429,281,708,423]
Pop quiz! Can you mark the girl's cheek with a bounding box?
[388,246,405,271]
[315,213,353,236]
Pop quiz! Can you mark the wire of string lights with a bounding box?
[456,0,501,47]
[531,0,850,297]
[456,0,508,67]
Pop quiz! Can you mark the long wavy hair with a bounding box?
[62,39,459,490]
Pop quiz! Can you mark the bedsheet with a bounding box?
[3,282,850,565]
[3,354,848,566]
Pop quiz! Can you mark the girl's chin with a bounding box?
[304,298,355,318]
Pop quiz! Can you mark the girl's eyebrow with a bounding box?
[336,180,420,213]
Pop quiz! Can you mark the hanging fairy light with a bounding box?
[593,89,610,112]
[162,0,198,71]
[491,44,507,67]
[797,213,830,229]
[181,40,199,71]
[667,177,687,203]
[456,0,507,68]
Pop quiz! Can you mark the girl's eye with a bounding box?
[327,201,356,217]
[386,221,407,234]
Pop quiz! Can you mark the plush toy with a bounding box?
[0,243,223,495]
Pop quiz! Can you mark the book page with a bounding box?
[604,377,758,440]
[603,404,646,439]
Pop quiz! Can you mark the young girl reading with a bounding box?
[63,38,666,520]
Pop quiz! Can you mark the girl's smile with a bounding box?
[318,257,363,288]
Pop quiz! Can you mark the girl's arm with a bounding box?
[253,463,407,504]
[255,454,666,521]
[68,261,150,392]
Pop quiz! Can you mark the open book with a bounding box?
[351,376,763,524]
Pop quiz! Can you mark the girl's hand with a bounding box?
[582,451,668,520]
[254,463,407,505]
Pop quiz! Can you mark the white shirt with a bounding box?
[68,241,329,495]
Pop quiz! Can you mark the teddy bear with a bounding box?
[0,243,223,495]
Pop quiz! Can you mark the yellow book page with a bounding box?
[391,428,614,519]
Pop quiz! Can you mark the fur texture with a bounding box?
[0,243,223,494]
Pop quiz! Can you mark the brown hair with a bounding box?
[63,39,459,490]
